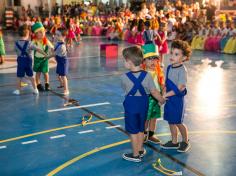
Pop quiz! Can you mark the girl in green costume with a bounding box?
[32,22,54,91]
[142,44,165,144]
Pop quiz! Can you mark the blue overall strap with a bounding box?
[15,41,29,56]
[54,42,64,51]
[166,65,171,79]
[144,30,148,41]
[126,71,147,96]
[166,65,187,96]
[166,79,187,96]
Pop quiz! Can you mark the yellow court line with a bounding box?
[47,139,130,176]
[0,117,124,144]
[46,130,236,176]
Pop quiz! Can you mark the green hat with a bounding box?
[141,43,159,59]
[32,22,45,33]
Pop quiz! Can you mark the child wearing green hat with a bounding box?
[141,43,165,144]
[32,22,54,91]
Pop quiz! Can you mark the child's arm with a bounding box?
[155,32,162,42]
[29,42,49,57]
[163,84,186,98]
[150,89,165,105]
[34,47,48,57]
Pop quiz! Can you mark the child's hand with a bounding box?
[163,93,169,101]
[158,98,166,106]
[158,96,166,105]
[46,54,55,59]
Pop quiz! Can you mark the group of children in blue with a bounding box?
[14,21,191,163]
[121,40,191,162]
[13,22,69,95]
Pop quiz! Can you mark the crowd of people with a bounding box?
[0,1,235,65]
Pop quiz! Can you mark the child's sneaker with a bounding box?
[122,153,141,162]
[148,136,161,144]
[37,84,44,91]
[13,89,20,95]
[139,148,146,158]
[161,141,179,149]
[177,141,191,153]
[33,89,39,95]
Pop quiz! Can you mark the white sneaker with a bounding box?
[33,89,39,94]
[13,90,20,95]
[63,91,70,95]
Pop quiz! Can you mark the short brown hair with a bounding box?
[171,40,192,61]
[18,24,30,37]
[122,46,143,66]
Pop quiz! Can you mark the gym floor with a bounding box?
[0,33,236,176]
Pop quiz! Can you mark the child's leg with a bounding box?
[68,39,72,46]
[147,119,161,144]
[35,72,41,85]
[62,76,69,93]
[137,132,144,151]
[44,73,50,91]
[74,36,78,43]
[149,118,157,131]
[58,75,63,86]
[160,54,163,64]
[160,54,165,66]
[44,73,49,84]
[170,124,178,144]
[0,55,4,64]
[176,124,189,143]
[144,120,150,138]
[130,134,139,156]
[16,77,21,90]
[28,76,37,90]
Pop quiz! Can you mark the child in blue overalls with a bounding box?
[121,46,165,162]
[13,24,48,95]
[51,28,69,95]
[161,40,191,152]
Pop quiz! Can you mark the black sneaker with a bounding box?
[177,141,191,153]
[122,153,141,162]
[161,141,179,149]
[37,84,44,92]
[45,83,50,91]
[139,148,146,158]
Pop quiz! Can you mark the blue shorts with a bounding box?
[125,111,147,134]
[56,56,68,76]
[17,56,33,78]
[164,98,185,124]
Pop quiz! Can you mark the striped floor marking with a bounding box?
[78,130,94,134]
[50,134,66,139]
[48,102,110,113]
[105,125,121,129]
[21,140,38,145]
[0,146,7,149]
[0,117,124,144]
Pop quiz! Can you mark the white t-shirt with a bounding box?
[212,27,220,36]
[221,28,229,36]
